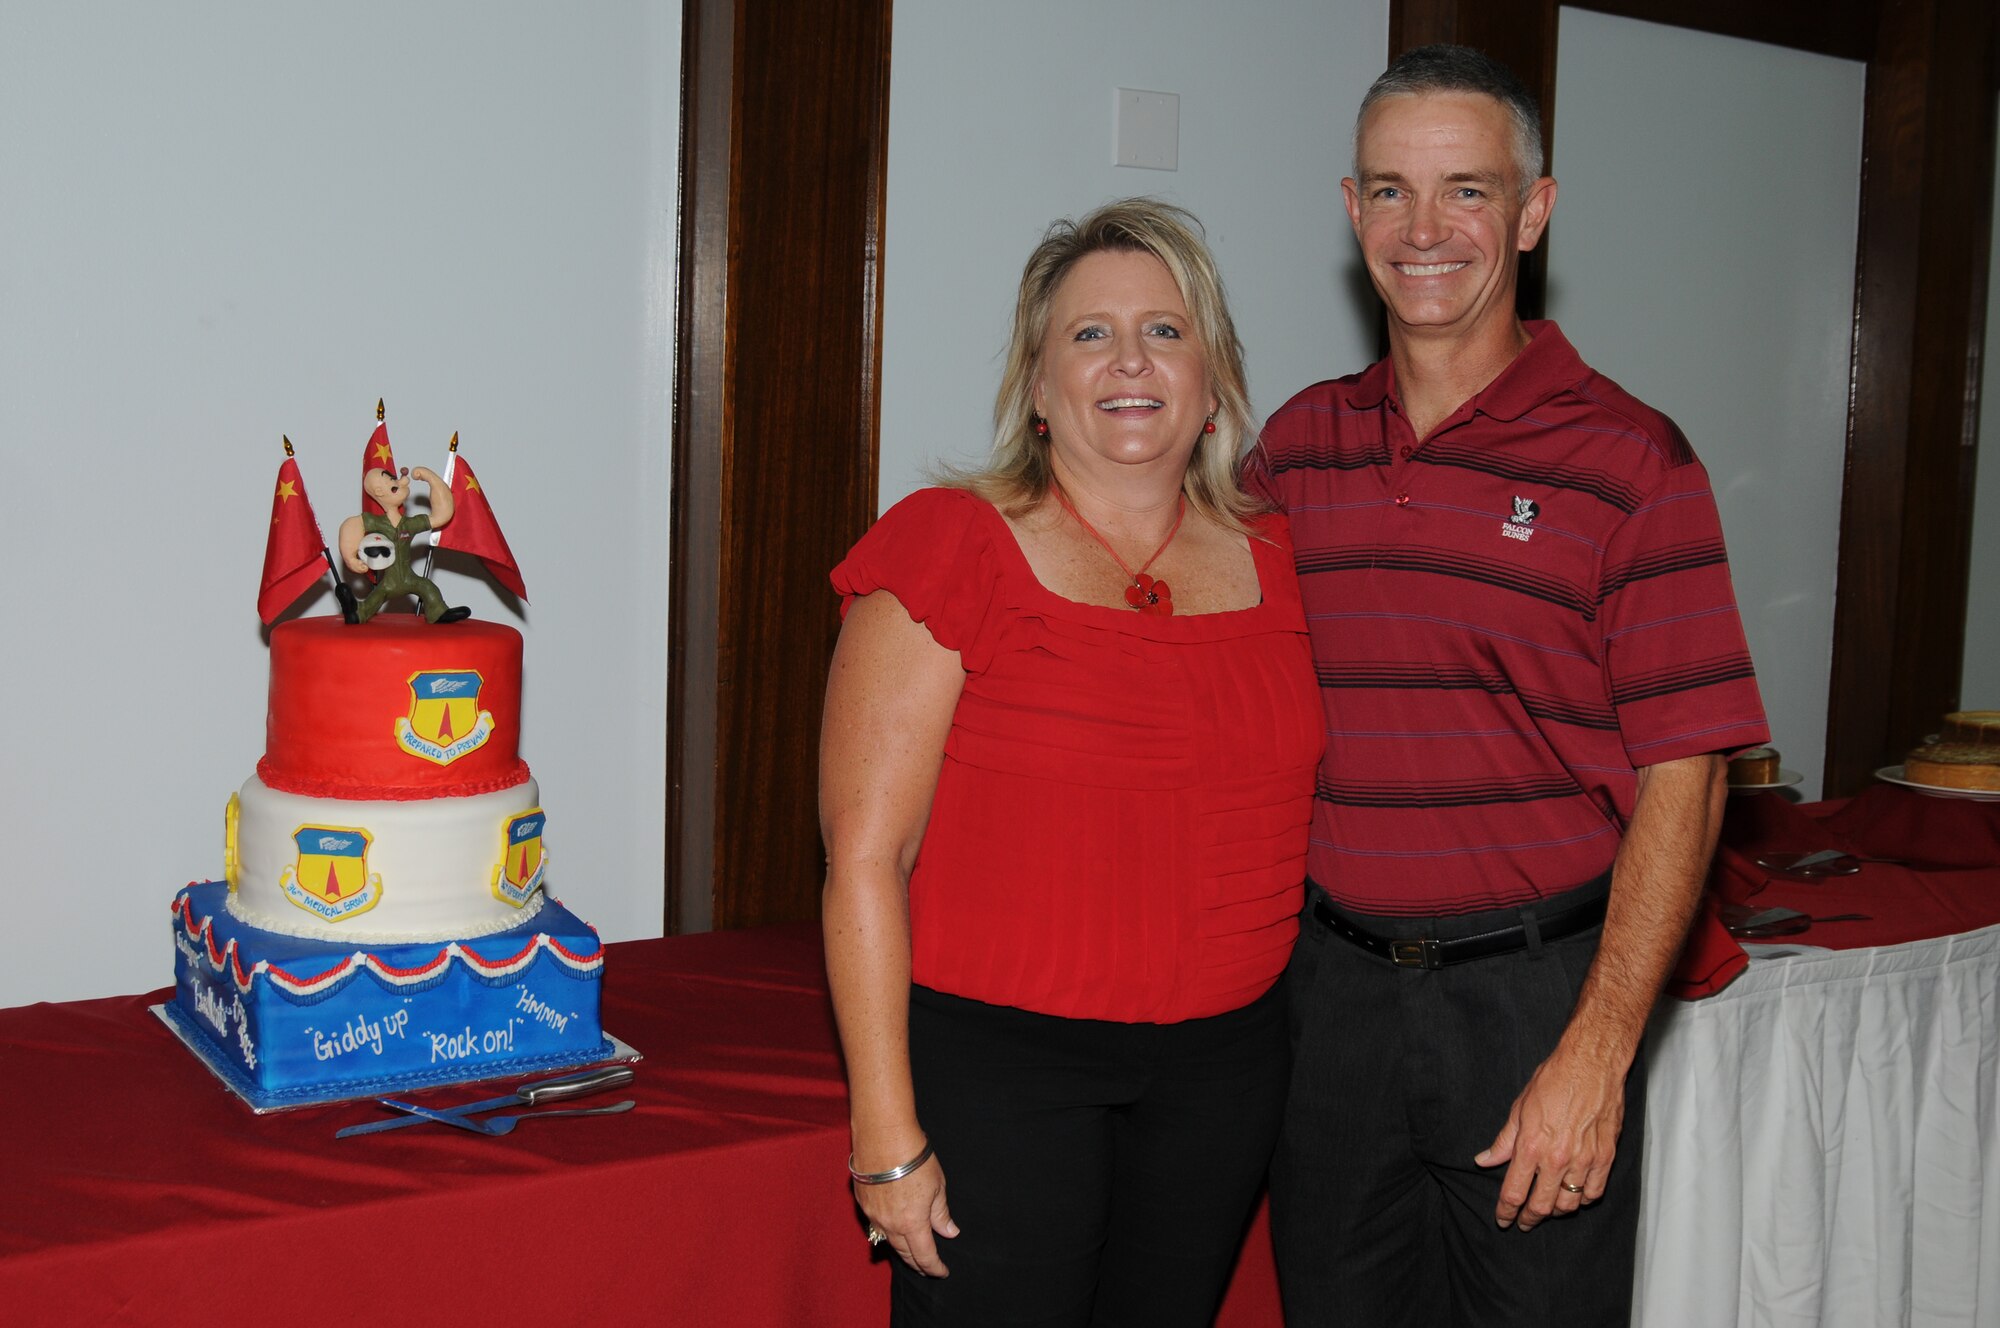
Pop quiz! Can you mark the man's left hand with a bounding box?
[1476,1041,1625,1230]
[1475,753,1725,1232]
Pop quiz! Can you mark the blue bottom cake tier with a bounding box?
[166,880,613,1109]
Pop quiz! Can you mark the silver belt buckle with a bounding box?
[1389,937,1441,969]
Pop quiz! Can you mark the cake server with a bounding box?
[377,1097,636,1136]
[335,1065,634,1137]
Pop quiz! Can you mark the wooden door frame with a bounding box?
[1391,0,1998,794]
[668,0,892,932]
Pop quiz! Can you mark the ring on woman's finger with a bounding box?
[1560,1181,1584,1195]
[866,1225,886,1246]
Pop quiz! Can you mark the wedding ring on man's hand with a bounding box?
[867,1225,887,1246]
[1560,1182,1584,1194]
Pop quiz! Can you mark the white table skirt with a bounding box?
[1636,923,2000,1327]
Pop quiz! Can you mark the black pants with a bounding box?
[1271,882,1644,1327]
[891,982,1289,1328]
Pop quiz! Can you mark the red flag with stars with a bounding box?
[258,458,331,623]
[433,448,528,599]
[361,420,397,515]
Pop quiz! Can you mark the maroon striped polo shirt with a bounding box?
[1249,321,1769,916]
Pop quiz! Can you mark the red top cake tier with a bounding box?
[259,615,530,800]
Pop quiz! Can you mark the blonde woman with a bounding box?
[821,198,1320,1326]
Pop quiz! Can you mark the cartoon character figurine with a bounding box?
[337,467,471,625]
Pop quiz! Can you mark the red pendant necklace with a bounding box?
[1051,486,1186,616]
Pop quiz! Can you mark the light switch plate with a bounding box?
[1115,88,1179,171]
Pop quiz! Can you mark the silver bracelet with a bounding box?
[848,1137,933,1185]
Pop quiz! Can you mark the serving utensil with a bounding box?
[1726,908,1873,939]
[336,1065,634,1138]
[379,1096,636,1136]
[1751,849,1914,877]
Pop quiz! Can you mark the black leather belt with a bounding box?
[1311,884,1609,970]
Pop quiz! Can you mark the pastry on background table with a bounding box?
[1904,740,2000,791]
[1727,746,1781,787]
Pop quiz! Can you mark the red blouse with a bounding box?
[831,488,1322,1023]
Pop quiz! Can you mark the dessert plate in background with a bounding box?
[1874,765,2000,802]
[1726,768,1803,794]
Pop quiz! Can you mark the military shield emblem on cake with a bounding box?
[394,669,496,766]
[492,807,547,907]
[279,825,384,922]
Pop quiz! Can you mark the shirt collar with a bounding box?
[1347,354,1395,410]
[1470,321,1588,421]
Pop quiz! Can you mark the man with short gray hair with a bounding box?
[1248,44,1768,1325]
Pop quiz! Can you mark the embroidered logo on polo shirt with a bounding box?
[1500,495,1540,542]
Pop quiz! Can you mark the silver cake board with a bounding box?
[153,1002,640,1114]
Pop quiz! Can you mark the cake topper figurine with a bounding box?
[338,462,472,625]
[256,402,526,627]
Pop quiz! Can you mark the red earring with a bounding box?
[1034,417,1049,438]
[1203,415,1216,435]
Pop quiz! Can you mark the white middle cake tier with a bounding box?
[228,774,548,943]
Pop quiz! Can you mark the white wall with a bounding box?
[1963,92,2000,708]
[1547,9,1865,799]
[878,0,1389,505]
[0,2,680,1006]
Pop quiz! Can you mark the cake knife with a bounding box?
[377,1097,636,1136]
[335,1065,634,1137]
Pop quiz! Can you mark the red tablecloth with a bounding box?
[1670,784,2000,998]
[9,787,1988,1324]
[0,922,1282,1326]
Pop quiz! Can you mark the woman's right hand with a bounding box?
[855,1154,958,1277]
[821,590,967,1279]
